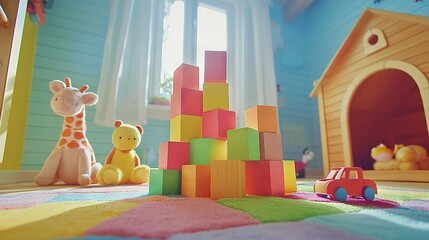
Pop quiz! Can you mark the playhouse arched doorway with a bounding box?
[348,68,429,170]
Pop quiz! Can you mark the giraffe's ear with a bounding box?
[136,125,144,135]
[82,92,98,106]
[50,80,66,93]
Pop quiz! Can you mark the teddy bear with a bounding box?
[97,120,150,185]
[371,144,400,170]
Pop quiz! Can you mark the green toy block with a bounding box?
[190,138,227,165]
[227,127,260,160]
[149,169,181,195]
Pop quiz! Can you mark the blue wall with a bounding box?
[22,0,429,171]
[22,0,169,170]
[270,0,429,169]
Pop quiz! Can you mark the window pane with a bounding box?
[157,0,184,103]
[197,5,227,86]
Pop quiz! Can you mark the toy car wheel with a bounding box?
[333,187,347,202]
[362,186,375,201]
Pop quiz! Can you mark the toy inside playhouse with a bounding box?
[348,68,429,182]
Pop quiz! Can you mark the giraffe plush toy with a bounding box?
[35,77,102,186]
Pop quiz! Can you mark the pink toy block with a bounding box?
[245,160,285,197]
[259,132,283,161]
[173,63,199,94]
[158,141,190,170]
[202,109,236,140]
[204,51,227,83]
[170,88,203,119]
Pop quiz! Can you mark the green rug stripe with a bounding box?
[217,196,345,223]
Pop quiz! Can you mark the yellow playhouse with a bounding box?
[310,8,429,182]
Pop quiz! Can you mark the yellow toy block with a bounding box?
[245,105,279,133]
[170,115,202,142]
[203,83,229,112]
[283,160,297,193]
[182,165,211,197]
[210,160,245,200]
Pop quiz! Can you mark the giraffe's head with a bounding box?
[49,77,98,117]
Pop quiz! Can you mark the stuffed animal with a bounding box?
[371,144,399,170]
[35,78,102,186]
[295,148,315,178]
[97,120,150,185]
[371,143,429,170]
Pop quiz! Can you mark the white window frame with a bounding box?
[148,0,235,120]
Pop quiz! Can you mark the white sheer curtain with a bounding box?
[229,0,278,127]
[95,0,164,126]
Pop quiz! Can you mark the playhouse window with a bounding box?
[151,0,229,105]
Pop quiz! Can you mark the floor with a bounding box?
[1,178,428,195]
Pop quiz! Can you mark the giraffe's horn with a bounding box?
[64,77,72,87]
[79,85,89,93]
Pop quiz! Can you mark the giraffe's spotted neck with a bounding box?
[56,107,90,149]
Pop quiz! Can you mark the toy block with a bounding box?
[181,165,211,197]
[204,51,227,83]
[227,127,260,160]
[245,105,279,133]
[259,132,283,161]
[283,160,297,193]
[173,63,199,94]
[190,138,227,165]
[245,160,285,196]
[170,88,203,118]
[210,160,245,200]
[170,115,202,142]
[149,169,181,195]
[202,109,236,140]
[158,141,190,170]
[203,83,229,112]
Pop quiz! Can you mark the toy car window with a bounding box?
[327,170,338,179]
[349,171,358,179]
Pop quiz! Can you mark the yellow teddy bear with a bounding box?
[97,120,150,185]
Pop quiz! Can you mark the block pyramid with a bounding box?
[149,51,297,198]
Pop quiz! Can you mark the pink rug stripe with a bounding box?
[86,197,259,239]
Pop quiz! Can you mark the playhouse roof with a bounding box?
[309,8,429,97]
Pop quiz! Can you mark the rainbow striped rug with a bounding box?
[0,183,428,240]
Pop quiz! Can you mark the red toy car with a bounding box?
[314,167,377,202]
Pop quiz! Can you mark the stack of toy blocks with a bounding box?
[242,105,297,196]
[149,63,202,195]
[183,51,237,199]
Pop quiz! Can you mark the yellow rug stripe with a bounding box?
[0,201,139,240]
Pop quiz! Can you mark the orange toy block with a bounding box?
[173,63,199,94]
[283,160,297,193]
[202,109,236,140]
[245,105,279,133]
[204,51,227,83]
[203,83,229,112]
[181,165,211,197]
[170,115,202,142]
[158,141,190,170]
[210,160,246,200]
[245,160,285,196]
[259,132,283,160]
[170,88,203,119]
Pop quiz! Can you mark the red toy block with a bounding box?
[158,141,190,170]
[173,63,199,94]
[202,109,236,140]
[259,132,283,160]
[204,51,227,83]
[245,160,285,197]
[182,165,211,197]
[170,88,203,118]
